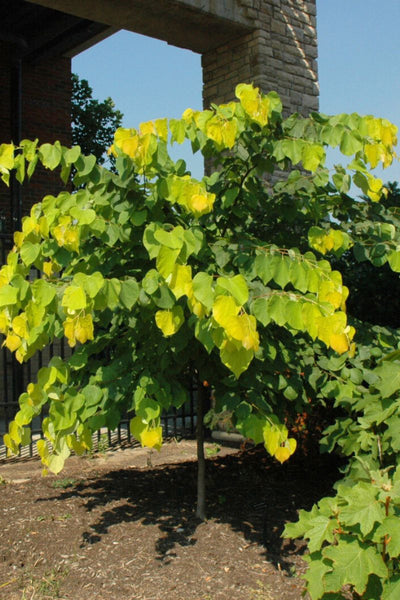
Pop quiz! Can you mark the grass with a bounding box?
[51,477,77,489]
[19,567,69,599]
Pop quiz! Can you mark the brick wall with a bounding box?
[0,46,71,231]
[202,0,318,115]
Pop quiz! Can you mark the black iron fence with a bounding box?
[0,233,199,461]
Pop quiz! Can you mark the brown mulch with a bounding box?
[0,439,340,600]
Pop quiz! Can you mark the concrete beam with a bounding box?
[26,0,254,53]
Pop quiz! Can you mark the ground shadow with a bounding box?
[36,446,342,570]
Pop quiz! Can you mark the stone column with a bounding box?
[202,0,318,115]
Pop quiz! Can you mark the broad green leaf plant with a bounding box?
[1,83,400,597]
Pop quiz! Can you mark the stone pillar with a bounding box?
[202,0,318,115]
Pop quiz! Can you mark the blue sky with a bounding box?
[73,0,400,182]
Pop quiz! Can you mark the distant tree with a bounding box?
[71,73,123,164]
[334,181,400,328]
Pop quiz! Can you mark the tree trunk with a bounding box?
[196,379,206,520]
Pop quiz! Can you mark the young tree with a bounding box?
[1,84,400,596]
[71,73,123,164]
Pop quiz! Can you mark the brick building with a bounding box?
[0,0,318,228]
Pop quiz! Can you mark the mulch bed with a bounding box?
[0,442,340,600]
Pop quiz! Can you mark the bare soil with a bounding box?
[0,439,340,600]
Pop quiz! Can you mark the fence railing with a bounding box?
[0,234,199,461]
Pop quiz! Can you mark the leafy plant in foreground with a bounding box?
[0,84,400,592]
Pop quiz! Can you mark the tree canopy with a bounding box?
[71,73,123,164]
[1,83,400,599]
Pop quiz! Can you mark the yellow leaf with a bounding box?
[329,333,349,354]
[155,306,184,336]
[43,259,60,277]
[235,84,270,126]
[287,438,297,455]
[381,120,398,147]
[318,280,343,309]
[12,314,28,338]
[22,216,39,236]
[141,427,163,451]
[301,303,322,340]
[224,313,260,351]
[317,312,348,350]
[274,446,291,463]
[67,434,86,456]
[63,317,76,347]
[187,192,216,217]
[182,108,199,124]
[205,118,223,145]
[168,264,192,299]
[53,216,80,252]
[155,118,168,142]
[75,314,94,344]
[212,296,240,329]
[187,289,207,318]
[4,333,21,352]
[13,231,25,249]
[139,121,156,136]
[135,133,158,169]
[0,143,15,169]
[0,310,9,334]
[263,426,280,456]
[0,265,14,287]
[367,175,383,202]
[39,216,49,238]
[221,119,238,148]
[112,128,139,158]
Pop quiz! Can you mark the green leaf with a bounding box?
[323,536,387,595]
[103,279,121,310]
[62,286,87,311]
[302,555,333,600]
[239,414,264,444]
[74,154,96,177]
[281,138,304,164]
[69,207,96,225]
[135,396,161,423]
[192,272,214,311]
[0,284,18,306]
[285,300,304,330]
[63,146,81,164]
[374,517,400,558]
[273,255,291,289]
[387,250,400,272]
[220,340,253,378]
[154,226,184,249]
[338,482,385,535]
[251,297,272,327]
[195,319,214,353]
[32,279,56,306]
[120,278,140,310]
[268,294,289,327]
[382,576,400,600]
[39,142,62,170]
[73,272,104,299]
[302,143,325,172]
[340,130,363,156]
[374,362,400,398]
[169,118,185,144]
[156,246,180,279]
[216,274,248,305]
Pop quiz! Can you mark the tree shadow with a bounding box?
[36,446,341,570]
